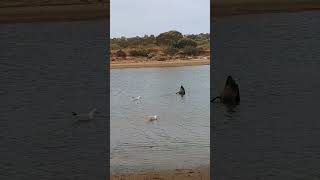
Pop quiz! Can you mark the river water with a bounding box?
[0,20,108,180]
[212,11,320,180]
[111,65,210,173]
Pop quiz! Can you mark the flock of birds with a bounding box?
[71,85,186,122]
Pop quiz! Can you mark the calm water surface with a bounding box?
[111,65,210,173]
[0,20,108,180]
[212,11,320,180]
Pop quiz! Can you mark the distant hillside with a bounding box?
[111,30,210,62]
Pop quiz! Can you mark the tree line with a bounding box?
[111,30,210,58]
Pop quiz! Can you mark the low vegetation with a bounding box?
[111,30,210,62]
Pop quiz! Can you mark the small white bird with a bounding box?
[131,96,142,101]
[148,115,158,121]
[72,108,98,121]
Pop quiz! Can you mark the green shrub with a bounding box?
[163,46,179,55]
[174,38,198,49]
[156,30,183,46]
[115,49,127,58]
[111,43,121,50]
[182,46,200,56]
[128,49,150,57]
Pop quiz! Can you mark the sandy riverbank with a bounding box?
[111,166,209,180]
[212,1,320,17]
[0,2,108,23]
[111,59,210,69]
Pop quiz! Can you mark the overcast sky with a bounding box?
[111,0,210,38]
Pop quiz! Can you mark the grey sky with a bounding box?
[111,0,210,38]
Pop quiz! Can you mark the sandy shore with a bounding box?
[0,2,108,23]
[212,1,320,17]
[111,59,210,69]
[111,166,209,180]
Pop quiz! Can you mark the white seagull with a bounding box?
[72,108,98,121]
[131,96,142,101]
[148,115,158,121]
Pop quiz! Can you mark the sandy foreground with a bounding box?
[0,1,108,23]
[111,166,209,180]
[213,1,320,17]
[111,59,210,69]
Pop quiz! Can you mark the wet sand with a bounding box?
[0,1,108,23]
[212,1,320,17]
[111,166,209,180]
[111,59,210,69]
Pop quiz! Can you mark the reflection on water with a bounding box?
[212,11,320,180]
[0,20,108,180]
[111,65,209,173]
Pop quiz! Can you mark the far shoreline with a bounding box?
[110,59,210,69]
